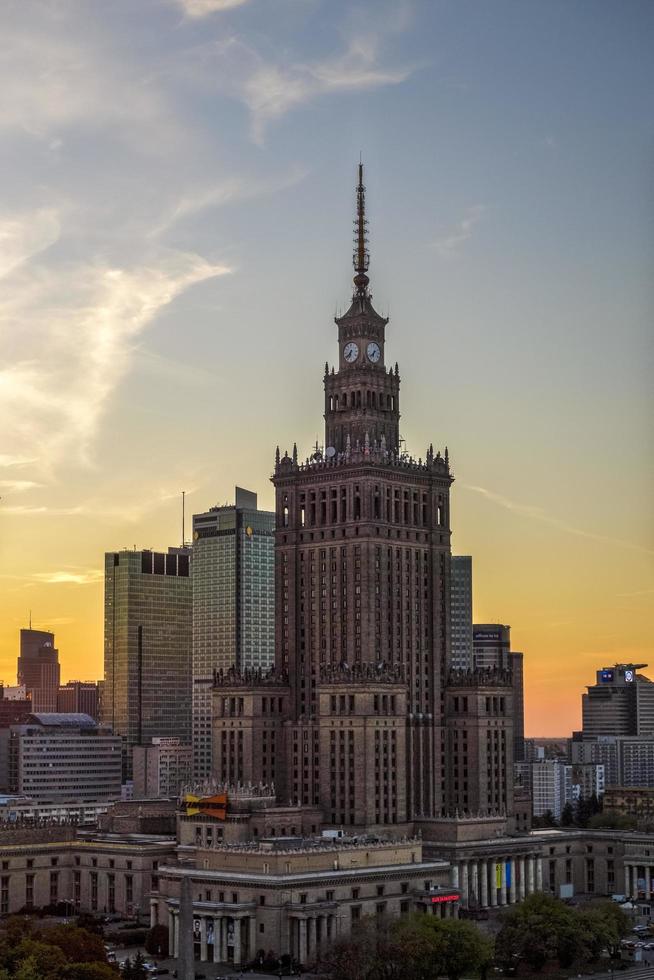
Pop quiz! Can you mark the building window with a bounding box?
[50,871,59,904]
[25,875,34,910]
[126,875,134,906]
[351,906,361,922]
[1,877,8,916]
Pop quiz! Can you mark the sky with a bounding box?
[0,0,652,736]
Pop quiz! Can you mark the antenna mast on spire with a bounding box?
[182,490,186,548]
[353,161,370,297]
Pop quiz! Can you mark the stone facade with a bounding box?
[210,166,517,833]
[0,825,175,918]
[152,836,455,968]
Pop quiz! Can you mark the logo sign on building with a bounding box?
[430,894,459,904]
[182,793,227,819]
[505,861,512,889]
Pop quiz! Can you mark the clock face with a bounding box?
[367,341,381,363]
[343,342,359,363]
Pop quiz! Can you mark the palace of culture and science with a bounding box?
[11,168,636,973]
[211,166,515,833]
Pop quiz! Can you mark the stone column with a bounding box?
[461,862,469,907]
[536,856,543,891]
[249,916,256,962]
[633,865,639,900]
[527,855,535,895]
[471,862,479,906]
[624,864,631,898]
[233,918,242,966]
[168,910,175,956]
[519,857,526,901]
[200,917,207,962]
[500,861,507,906]
[451,864,460,889]
[509,859,517,904]
[173,914,180,959]
[299,918,308,966]
[221,919,229,963]
[489,862,498,907]
[213,918,221,963]
[647,868,652,902]
[480,861,489,908]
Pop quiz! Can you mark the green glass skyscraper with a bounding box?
[103,547,192,780]
[192,488,275,780]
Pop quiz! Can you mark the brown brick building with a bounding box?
[212,166,514,834]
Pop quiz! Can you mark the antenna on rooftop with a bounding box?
[182,491,186,548]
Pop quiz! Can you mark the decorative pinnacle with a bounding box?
[353,161,370,296]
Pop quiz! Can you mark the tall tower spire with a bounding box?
[353,161,370,297]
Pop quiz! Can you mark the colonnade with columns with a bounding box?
[162,904,339,966]
[451,853,543,909]
[290,912,338,965]
[167,909,256,965]
[624,863,654,901]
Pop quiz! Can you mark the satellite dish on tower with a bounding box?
[325,446,336,458]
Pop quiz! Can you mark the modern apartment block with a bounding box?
[192,488,275,779]
[17,629,60,712]
[531,760,572,820]
[572,733,654,787]
[103,547,192,779]
[450,556,473,671]
[133,737,193,799]
[7,713,122,804]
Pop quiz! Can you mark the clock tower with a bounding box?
[324,164,400,455]
[270,164,454,828]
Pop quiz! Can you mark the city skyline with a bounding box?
[1,0,652,738]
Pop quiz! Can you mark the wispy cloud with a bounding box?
[0,209,232,472]
[185,28,414,144]
[430,205,486,256]
[0,480,42,493]
[0,455,37,469]
[33,569,103,586]
[464,484,654,556]
[173,0,251,15]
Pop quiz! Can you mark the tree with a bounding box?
[496,892,575,972]
[588,811,636,830]
[44,924,108,964]
[10,939,68,980]
[560,802,575,826]
[318,913,493,980]
[426,918,494,980]
[68,966,120,980]
[145,923,169,957]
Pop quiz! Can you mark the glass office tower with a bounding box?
[103,547,192,780]
[192,487,275,779]
[450,556,473,670]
